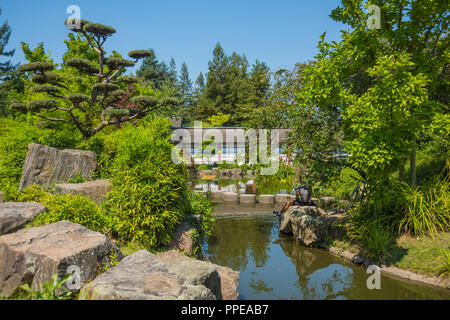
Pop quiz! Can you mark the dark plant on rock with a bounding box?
[12,19,177,139]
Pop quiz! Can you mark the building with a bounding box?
[170,125,292,165]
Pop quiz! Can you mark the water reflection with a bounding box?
[204,216,450,300]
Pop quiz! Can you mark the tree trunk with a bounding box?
[410,142,416,187]
[399,158,405,182]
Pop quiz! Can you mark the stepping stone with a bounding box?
[223,192,238,202]
[210,191,223,203]
[239,194,256,204]
[0,202,47,236]
[0,220,122,297]
[275,194,291,203]
[258,194,274,204]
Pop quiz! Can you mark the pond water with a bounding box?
[203,215,450,300]
[191,175,296,196]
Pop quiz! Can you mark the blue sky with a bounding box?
[0,0,348,81]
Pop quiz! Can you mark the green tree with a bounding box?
[285,0,448,188]
[135,49,170,90]
[0,8,19,116]
[11,20,177,139]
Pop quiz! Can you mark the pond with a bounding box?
[203,215,450,300]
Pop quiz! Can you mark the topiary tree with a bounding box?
[12,19,177,139]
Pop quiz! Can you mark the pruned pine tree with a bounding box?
[11,19,177,139]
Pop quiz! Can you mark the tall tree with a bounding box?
[0,8,20,116]
[11,19,176,139]
[0,8,14,74]
[136,49,169,89]
[179,62,192,107]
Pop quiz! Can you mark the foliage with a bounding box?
[97,248,120,275]
[204,112,230,127]
[16,273,73,300]
[438,249,450,278]
[0,8,20,117]
[0,118,82,189]
[398,176,449,237]
[101,117,190,247]
[193,43,271,126]
[348,214,395,262]
[10,184,108,233]
[10,20,176,139]
[344,53,431,185]
[315,167,362,200]
[184,192,215,238]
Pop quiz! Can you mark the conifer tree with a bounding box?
[12,19,176,139]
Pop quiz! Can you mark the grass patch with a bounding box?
[388,232,450,277]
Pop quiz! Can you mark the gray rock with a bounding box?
[19,143,97,190]
[352,255,365,265]
[0,220,122,297]
[279,206,347,247]
[0,190,3,203]
[157,250,239,300]
[54,179,112,204]
[319,196,335,208]
[258,194,274,204]
[239,194,256,203]
[210,191,223,203]
[223,192,238,202]
[275,194,291,203]
[0,202,47,236]
[80,250,221,300]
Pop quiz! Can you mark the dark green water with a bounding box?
[203,216,450,300]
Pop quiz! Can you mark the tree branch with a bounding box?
[37,115,67,122]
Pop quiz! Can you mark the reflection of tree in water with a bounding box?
[205,217,273,271]
[249,279,273,294]
[279,235,354,299]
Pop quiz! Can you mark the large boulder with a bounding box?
[19,143,97,190]
[80,250,221,300]
[0,220,122,297]
[157,250,239,300]
[0,202,47,236]
[54,179,112,204]
[279,206,347,247]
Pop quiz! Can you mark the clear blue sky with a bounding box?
[1,0,348,81]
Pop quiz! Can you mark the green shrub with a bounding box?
[102,117,190,247]
[348,215,395,262]
[315,167,362,200]
[184,192,214,237]
[11,185,107,233]
[16,273,73,300]
[438,249,450,278]
[399,176,449,237]
[0,118,82,189]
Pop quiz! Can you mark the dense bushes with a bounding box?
[1,116,215,250]
[0,118,81,189]
[347,167,449,260]
[100,117,198,247]
[399,176,449,237]
[7,184,107,233]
